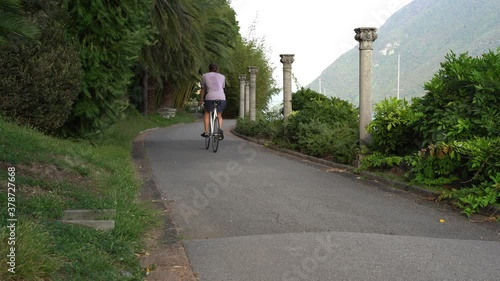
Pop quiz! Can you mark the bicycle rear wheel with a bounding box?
[205,120,211,149]
[212,116,220,152]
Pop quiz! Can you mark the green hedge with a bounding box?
[0,0,81,133]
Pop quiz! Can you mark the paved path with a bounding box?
[144,119,500,281]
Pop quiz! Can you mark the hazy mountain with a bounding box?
[307,0,500,106]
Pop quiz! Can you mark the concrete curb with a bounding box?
[132,130,180,244]
[230,129,500,217]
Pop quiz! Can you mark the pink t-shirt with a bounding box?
[201,72,226,100]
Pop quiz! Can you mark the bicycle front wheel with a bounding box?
[212,116,220,153]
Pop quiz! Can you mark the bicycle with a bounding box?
[204,100,222,152]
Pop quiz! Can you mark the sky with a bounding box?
[230,0,414,96]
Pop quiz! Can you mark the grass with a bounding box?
[0,109,196,280]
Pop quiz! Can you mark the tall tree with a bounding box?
[62,0,153,135]
[141,0,203,111]
[224,36,278,118]
[137,0,239,112]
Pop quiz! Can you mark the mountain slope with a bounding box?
[307,0,500,106]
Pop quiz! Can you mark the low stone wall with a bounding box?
[157,108,176,118]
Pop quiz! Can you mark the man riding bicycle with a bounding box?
[200,63,226,140]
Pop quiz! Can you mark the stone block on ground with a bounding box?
[61,209,116,231]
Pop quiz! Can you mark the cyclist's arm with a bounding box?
[200,87,206,105]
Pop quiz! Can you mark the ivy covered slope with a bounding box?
[363,49,500,217]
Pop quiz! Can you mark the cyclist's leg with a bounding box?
[202,100,213,137]
[203,111,210,133]
[217,100,226,140]
[217,112,223,129]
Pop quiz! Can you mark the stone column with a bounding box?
[245,80,250,117]
[238,74,246,118]
[280,54,295,121]
[248,66,258,121]
[354,27,378,147]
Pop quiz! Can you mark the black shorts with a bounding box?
[204,100,226,113]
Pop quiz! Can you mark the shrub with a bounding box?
[234,111,283,139]
[295,119,358,164]
[440,174,500,217]
[367,97,422,155]
[452,137,500,184]
[286,94,358,142]
[413,49,500,144]
[286,94,359,164]
[292,87,329,111]
[352,49,500,215]
[406,143,463,186]
[0,1,81,133]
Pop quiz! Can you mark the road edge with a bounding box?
[230,128,500,218]
[132,129,198,281]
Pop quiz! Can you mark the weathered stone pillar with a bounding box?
[248,66,258,121]
[238,74,246,118]
[245,80,250,117]
[355,27,378,147]
[280,54,295,121]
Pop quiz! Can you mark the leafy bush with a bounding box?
[361,49,500,215]
[62,0,153,136]
[358,152,404,170]
[406,143,463,186]
[235,89,359,164]
[285,91,358,164]
[286,94,358,142]
[440,174,500,217]
[294,119,358,164]
[452,137,500,184]
[0,1,81,133]
[292,87,329,111]
[413,49,500,144]
[367,97,422,155]
[234,111,283,139]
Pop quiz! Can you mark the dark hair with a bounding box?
[208,63,218,72]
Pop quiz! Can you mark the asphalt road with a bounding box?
[144,119,500,281]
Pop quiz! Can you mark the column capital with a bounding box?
[238,74,247,81]
[248,66,259,74]
[280,54,295,65]
[354,27,378,50]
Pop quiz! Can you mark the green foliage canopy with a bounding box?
[286,88,359,163]
[364,49,500,216]
[63,0,153,135]
[224,37,278,117]
[0,0,39,45]
[367,97,422,155]
[0,0,81,133]
[413,49,500,144]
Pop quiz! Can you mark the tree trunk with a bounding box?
[147,79,157,114]
[161,82,175,108]
[142,71,149,115]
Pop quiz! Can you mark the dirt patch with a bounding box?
[0,161,91,198]
[132,130,197,281]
